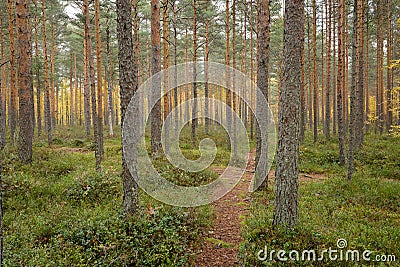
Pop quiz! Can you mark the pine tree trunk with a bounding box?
[0,18,6,148]
[249,0,254,140]
[307,11,313,130]
[117,0,139,217]
[273,0,304,228]
[33,0,41,136]
[150,0,162,155]
[16,0,33,163]
[172,1,178,135]
[204,20,210,135]
[74,53,79,127]
[344,11,349,132]
[300,38,305,141]
[83,18,91,136]
[355,0,364,148]
[242,3,248,130]
[79,77,82,125]
[232,0,238,156]
[321,6,325,133]
[225,0,231,140]
[94,0,104,165]
[348,0,358,180]
[50,25,56,128]
[256,0,270,190]
[42,0,52,145]
[337,0,346,166]
[162,0,170,151]
[191,0,198,144]
[8,0,18,144]
[84,0,99,167]
[376,0,384,134]
[106,10,114,137]
[69,53,74,125]
[312,0,318,142]
[332,10,337,135]
[385,0,392,131]
[365,10,370,133]
[324,0,331,139]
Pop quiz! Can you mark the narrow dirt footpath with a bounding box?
[195,152,256,267]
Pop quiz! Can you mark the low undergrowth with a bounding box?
[240,132,400,266]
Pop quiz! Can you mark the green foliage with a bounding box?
[239,132,400,266]
[2,131,212,266]
[153,158,219,187]
[65,170,121,204]
[356,134,400,180]
[299,133,345,175]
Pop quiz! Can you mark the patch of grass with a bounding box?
[153,157,219,187]
[357,134,400,180]
[299,133,345,175]
[205,237,235,248]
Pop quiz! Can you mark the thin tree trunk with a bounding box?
[133,0,140,129]
[0,17,6,148]
[50,24,56,128]
[74,53,79,127]
[33,0,41,136]
[42,0,52,145]
[348,0,359,180]
[84,0,99,167]
[324,0,331,139]
[321,5,325,132]
[365,9,370,133]
[70,53,74,125]
[184,29,190,123]
[249,0,254,140]
[256,0,270,190]
[0,117,3,266]
[191,0,198,144]
[83,11,91,136]
[150,0,162,154]
[337,0,346,166]
[312,0,318,142]
[232,0,237,156]
[95,0,104,166]
[204,20,210,135]
[8,0,18,144]
[300,36,305,141]
[376,0,384,134]
[172,1,178,135]
[83,13,91,137]
[344,10,349,132]
[106,10,114,137]
[162,0,170,151]
[79,77,82,125]
[333,9,337,135]
[242,2,248,129]
[385,0,392,131]
[307,9,313,130]
[355,0,364,148]
[225,0,231,142]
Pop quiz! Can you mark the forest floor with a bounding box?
[195,152,255,266]
[195,150,329,266]
[239,133,400,266]
[2,127,400,266]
